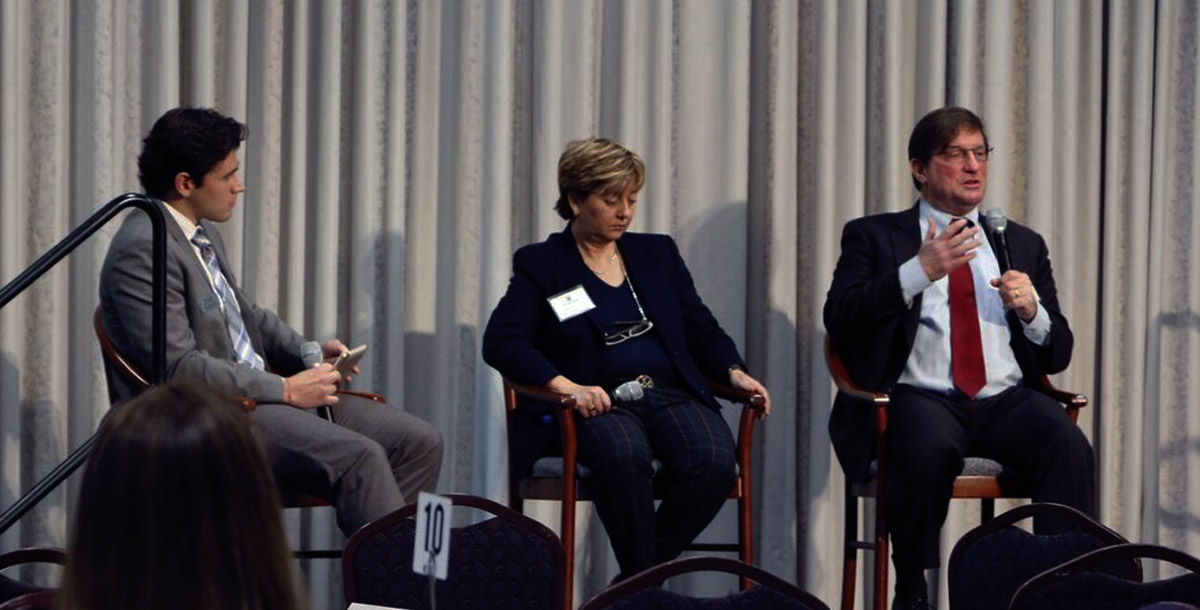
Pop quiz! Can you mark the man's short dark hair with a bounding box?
[137,107,247,199]
[907,106,989,191]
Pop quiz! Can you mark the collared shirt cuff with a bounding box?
[899,256,932,307]
[1021,304,1052,346]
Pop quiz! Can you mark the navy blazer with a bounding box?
[823,204,1073,482]
[483,227,747,474]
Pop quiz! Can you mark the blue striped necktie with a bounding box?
[191,227,265,370]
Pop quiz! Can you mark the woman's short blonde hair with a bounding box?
[555,138,646,220]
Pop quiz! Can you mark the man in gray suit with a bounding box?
[99,107,443,536]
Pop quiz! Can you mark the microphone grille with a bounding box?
[300,341,323,368]
[982,208,1008,232]
[615,380,644,402]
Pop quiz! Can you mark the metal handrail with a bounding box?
[0,192,167,537]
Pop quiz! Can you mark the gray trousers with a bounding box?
[251,394,444,537]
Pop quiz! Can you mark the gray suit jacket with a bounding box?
[99,200,307,403]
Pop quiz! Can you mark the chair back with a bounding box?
[0,590,54,610]
[948,503,1136,610]
[0,548,66,608]
[1010,543,1200,610]
[823,335,857,393]
[578,556,830,610]
[94,306,150,404]
[94,308,263,412]
[343,494,566,610]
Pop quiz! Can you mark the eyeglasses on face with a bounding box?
[935,146,994,165]
[603,319,655,346]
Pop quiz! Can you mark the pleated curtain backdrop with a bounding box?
[0,1,1196,609]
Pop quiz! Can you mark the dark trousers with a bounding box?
[575,384,737,578]
[885,384,1096,570]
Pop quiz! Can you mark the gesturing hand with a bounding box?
[547,375,613,419]
[283,363,341,408]
[918,217,980,282]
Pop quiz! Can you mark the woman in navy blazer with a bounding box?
[483,138,770,580]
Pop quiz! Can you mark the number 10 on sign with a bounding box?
[413,492,451,580]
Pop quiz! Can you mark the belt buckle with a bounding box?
[636,374,654,389]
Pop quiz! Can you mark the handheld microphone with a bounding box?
[300,341,336,420]
[982,208,1011,273]
[300,341,323,369]
[612,379,645,403]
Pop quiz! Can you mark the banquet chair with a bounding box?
[503,376,766,608]
[1010,543,1200,610]
[0,591,54,610]
[578,556,830,610]
[342,493,566,610]
[825,336,1088,610]
[0,548,65,607]
[947,502,1137,610]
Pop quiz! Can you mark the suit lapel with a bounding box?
[160,203,210,282]
[892,203,923,348]
[201,221,269,354]
[982,221,1000,262]
[891,203,922,264]
[989,223,1028,336]
[160,203,225,305]
[156,204,237,358]
[552,228,607,337]
[616,236,659,322]
[201,221,238,286]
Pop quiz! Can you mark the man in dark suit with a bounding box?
[824,107,1095,610]
[99,107,443,537]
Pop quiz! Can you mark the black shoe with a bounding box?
[891,595,932,610]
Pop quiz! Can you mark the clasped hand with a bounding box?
[548,376,612,419]
[283,339,357,408]
[729,369,771,419]
[284,364,340,408]
[990,271,1038,322]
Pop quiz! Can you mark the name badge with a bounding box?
[547,284,595,322]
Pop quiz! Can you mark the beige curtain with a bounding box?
[0,1,1196,608]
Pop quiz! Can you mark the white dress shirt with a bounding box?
[895,200,1051,398]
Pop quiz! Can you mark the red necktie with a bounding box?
[949,257,987,396]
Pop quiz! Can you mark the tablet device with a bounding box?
[333,344,368,376]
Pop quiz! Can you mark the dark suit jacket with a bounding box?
[99,200,307,403]
[824,203,1073,482]
[482,227,746,474]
